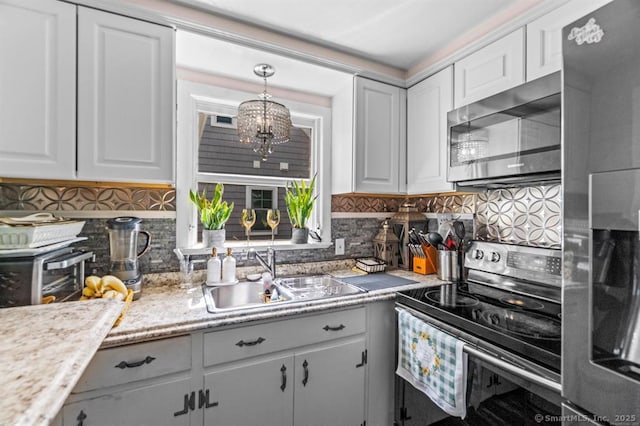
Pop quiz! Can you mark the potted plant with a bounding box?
[285,175,317,244]
[189,183,234,248]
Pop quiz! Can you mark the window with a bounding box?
[176,80,332,249]
[247,186,277,235]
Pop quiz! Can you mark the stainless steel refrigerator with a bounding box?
[563,0,640,423]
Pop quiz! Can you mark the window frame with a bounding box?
[176,80,332,251]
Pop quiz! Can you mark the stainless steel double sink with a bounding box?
[202,275,364,313]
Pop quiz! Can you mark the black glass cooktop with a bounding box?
[397,282,561,372]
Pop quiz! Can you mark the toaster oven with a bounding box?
[0,247,94,307]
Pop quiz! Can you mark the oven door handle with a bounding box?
[44,252,94,270]
[462,345,561,393]
[395,306,562,394]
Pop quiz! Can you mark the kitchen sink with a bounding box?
[275,275,365,300]
[202,281,295,313]
[202,275,365,313]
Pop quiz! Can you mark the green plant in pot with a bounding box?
[189,183,234,248]
[285,175,317,244]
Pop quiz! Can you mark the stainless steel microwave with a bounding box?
[447,72,561,188]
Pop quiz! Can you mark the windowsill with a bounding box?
[176,240,333,257]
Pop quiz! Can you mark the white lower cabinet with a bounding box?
[61,336,192,426]
[60,305,391,426]
[293,338,366,426]
[203,355,294,426]
[63,377,192,426]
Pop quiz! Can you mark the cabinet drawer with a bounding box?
[73,335,191,393]
[204,307,366,367]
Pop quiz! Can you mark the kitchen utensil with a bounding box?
[426,232,445,250]
[444,235,457,251]
[107,217,151,300]
[453,220,465,248]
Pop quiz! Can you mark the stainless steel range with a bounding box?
[395,241,562,424]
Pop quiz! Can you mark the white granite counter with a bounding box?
[0,299,123,426]
[0,263,446,426]
[103,268,444,348]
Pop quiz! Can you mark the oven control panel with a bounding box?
[465,241,561,287]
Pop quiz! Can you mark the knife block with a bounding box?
[412,245,437,275]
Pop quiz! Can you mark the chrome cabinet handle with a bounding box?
[198,389,218,409]
[322,324,345,331]
[76,410,87,426]
[302,360,309,386]
[114,355,156,369]
[280,364,287,392]
[235,337,265,347]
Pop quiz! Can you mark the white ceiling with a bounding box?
[174,0,554,97]
[176,30,353,98]
[176,0,546,70]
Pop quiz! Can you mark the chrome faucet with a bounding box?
[246,247,276,278]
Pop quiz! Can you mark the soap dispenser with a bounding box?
[206,247,221,285]
[222,247,236,283]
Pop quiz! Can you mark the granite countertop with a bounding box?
[0,263,444,426]
[103,267,444,348]
[0,299,124,426]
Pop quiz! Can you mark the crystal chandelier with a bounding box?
[237,64,292,161]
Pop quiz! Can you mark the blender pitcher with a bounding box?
[106,217,151,300]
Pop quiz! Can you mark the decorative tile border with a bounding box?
[0,183,175,211]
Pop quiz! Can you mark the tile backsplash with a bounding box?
[332,183,561,248]
[1,181,561,275]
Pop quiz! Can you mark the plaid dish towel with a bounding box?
[396,308,468,418]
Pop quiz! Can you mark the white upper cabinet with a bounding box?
[526,0,613,81]
[77,7,175,183]
[0,0,76,180]
[332,77,406,194]
[454,29,525,108]
[407,66,454,194]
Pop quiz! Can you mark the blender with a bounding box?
[106,217,151,300]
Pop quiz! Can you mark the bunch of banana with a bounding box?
[81,275,128,301]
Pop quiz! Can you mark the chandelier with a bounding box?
[237,64,292,161]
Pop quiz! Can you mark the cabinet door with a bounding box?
[0,0,76,179]
[294,338,366,426]
[77,7,174,183]
[407,66,454,194]
[454,29,524,108]
[354,77,406,194]
[204,355,294,426]
[62,377,191,426]
[526,0,613,81]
